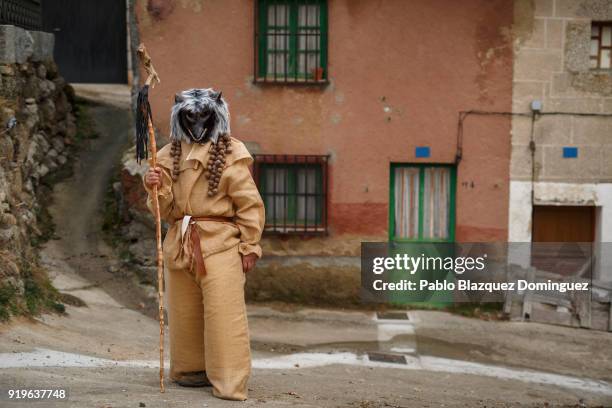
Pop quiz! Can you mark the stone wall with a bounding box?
[509,0,612,280]
[0,25,76,318]
[511,0,612,185]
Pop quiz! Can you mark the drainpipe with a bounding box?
[529,101,541,228]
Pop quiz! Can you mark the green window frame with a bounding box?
[389,164,456,243]
[257,161,326,233]
[256,0,328,83]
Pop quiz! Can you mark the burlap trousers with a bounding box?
[166,245,251,401]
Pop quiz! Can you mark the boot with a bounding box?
[174,371,212,387]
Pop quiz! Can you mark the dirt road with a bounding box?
[0,90,611,407]
[47,97,156,313]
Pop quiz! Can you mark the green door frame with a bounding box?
[389,163,456,243]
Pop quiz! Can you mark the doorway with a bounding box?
[42,0,128,83]
[388,164,457,305]
[389,164,456,243]
[531,205,595,276]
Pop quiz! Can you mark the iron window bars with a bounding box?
[254,0,328,84]
[0,0,41,30]
[253,154,329,235]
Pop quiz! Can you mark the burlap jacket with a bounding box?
[143,137,265,271]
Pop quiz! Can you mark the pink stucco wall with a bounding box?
[136,0,513,241]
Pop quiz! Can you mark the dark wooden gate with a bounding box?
[42,0,127,83]
[531,205,595,276]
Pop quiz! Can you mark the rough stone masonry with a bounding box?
[0,25,76,317]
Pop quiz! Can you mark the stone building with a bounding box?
[509,0,612,281]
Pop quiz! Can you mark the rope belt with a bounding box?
[179,215,235,276]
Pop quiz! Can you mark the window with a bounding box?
[590,22,612,69]
[254,155,329,234]
[255,0,328,84]
[390,165,456,242]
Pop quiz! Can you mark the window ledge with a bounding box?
[264,225,327,234]
[253,77,329,86]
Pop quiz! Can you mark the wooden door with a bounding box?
[531,205,595,276]
[533,206,595,242]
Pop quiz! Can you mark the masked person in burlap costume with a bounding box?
[143,88,264,401]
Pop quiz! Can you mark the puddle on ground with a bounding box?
[414,335,498,363]
[257,334,500,368]
[257,334,575,384]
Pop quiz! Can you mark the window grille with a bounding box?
[0,0,42,30]
[590,22,612,69]
[254,0,328,84]
[253,154,329,234]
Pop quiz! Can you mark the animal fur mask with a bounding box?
[170,88,230,144]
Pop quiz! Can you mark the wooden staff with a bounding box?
[135,44,165,393]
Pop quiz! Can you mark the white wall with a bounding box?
[508,181,612,280]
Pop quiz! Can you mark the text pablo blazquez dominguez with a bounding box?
[370,254,590,293]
